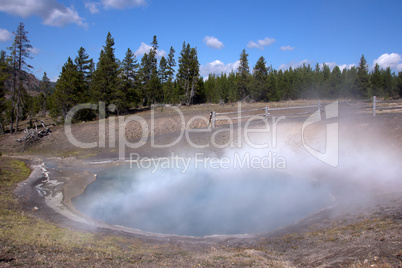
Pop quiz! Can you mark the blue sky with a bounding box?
[0,0,401,82]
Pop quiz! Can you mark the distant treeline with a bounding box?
[47,32,402,117]
[1,23,402,133]
[205,55,401,103]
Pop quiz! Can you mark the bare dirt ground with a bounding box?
[1,100,401,267]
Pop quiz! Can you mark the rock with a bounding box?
[32,206,39,212]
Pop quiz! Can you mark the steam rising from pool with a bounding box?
[73,163,332,237]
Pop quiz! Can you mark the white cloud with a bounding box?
[280,45,295,51]
[321,62,356,71]
[28,47,40,55]
[246,41,259,49]
[259,37,276,46]
[200,60,240,77]
[279,59,310,70]
[338,64,356,71]
[85,2,100,14]
[203,36,224,49]
[101,0,146,9]
[0,28,12,42]
[247,37,276,50]
[0,0,87,28]
[43,7,87,28]
[373,53,402,72]
[135,42,167,58]
[85,0,146,12]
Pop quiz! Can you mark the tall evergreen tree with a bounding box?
[342,66,357,98]
[0,51,9,133]
[149,36,162,103]
[266,69,278,101]
[227,72,237,102]
[237,49,250,100]
[121,48,139,106]
[164,46,176,103]
[370,63,384,97]
[167,46,176,79]
[39,72,51,116]
[329,66,342,98]
[91,32,121,111]
[383,67,395,98]
[177,42,200,105]
[7,22,33,134]
[158,56,168,87]
[251,56,268,101]
[321,63,331,98]
[52,57,85,120]
[355,54,370,98]
[139,36,162,105]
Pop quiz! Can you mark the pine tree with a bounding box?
[321,63,331,98]
[91,32,121,111]
[251,56,268,101]
[283,67,295,99]
[149,36,162,104]
[0,50,9,133]
[237,49,250,100]
[227,72,237,102]
[38,72,51,116]
[341,66,357,98]
[177,42,199,105]
[52,57,84,120]
[167,46,176,79]
[139,36,162,105]
[158,57,168,85]
[121,48,139,107]
[267,69,278,101]
[139,53,150,105]
[164,46,176,103]
[370,63,384,97]
[356,54,370,98]
[8,22,33,134]
[299,64,314,98]
[329,66,342,98]
[75,47,92,78]
[383,67,395,98]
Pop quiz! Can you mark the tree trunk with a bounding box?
[0,120,4,134]
[14,98,20,134]
[10,71,16,134]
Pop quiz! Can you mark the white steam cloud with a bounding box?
[72,115,401,237]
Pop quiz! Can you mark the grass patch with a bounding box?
[0,157,188,266]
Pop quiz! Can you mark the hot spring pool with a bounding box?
[73,164,332,237]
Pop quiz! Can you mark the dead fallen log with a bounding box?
[16,120,51,149]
